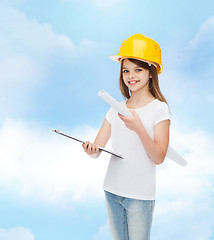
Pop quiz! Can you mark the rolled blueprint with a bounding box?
[98,90,133,118]
[166,146,187,166]
[98,90,187,166]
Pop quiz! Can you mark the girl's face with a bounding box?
[122,58,151,93]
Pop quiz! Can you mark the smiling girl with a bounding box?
[82,34,171,240]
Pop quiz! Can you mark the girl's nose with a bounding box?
[129,72,135,79]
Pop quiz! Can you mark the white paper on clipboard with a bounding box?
[52,129,124,159]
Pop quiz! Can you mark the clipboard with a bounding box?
[52,129,124,159]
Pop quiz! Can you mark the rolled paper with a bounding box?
[98,90,187,166]
[166,146,187,166]
[98,90,133,118]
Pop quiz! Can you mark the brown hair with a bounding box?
[119,58,168,105]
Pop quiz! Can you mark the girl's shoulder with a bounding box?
[153,98,169,109]
[153,99,171,117]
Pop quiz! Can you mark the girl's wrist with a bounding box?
[136,123,146,135]
[136,124,146,136]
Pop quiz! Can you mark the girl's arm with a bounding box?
[94,119,111,147]
[137,120,170,165]
[118,110,170,165]
[82,119,111,158]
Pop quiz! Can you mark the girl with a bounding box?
[82,34,171,240]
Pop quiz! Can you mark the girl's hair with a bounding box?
[119,58,168,105]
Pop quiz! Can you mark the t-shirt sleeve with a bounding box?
[105,107,113,124]
[154,102,171,125]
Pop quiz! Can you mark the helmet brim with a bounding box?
[109,55,163,74]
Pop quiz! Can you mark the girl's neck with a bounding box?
[127,88,155,106]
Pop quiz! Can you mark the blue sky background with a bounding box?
[0,0,214,239]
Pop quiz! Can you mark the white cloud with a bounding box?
[0,4,108,117]
[184,15,214,72]
[157,128,214,202]
[188,16,214,50]
[0,4,74,81]
[0,4,72,116]
[161,15,214,109]
[152,128,214,239]
[0,5,74,58]
[0,57,42,86]
[0,227,34,240]
[0,119,213,200]
[0,3,108,65]
[0,118,213,237]
[0,56,45,115]
[93,222,111,240]
[0,118,111,206]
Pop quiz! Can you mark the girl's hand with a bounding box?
[118,110,143,133]
[82,141,100,155]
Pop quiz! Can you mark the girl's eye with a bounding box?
[136,69,142,72]
[123,70,128,73]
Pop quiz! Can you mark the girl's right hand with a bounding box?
[82,141,100,155]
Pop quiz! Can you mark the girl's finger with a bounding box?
[83,141,90,150]
[93,144,100,153]
[92,143,96,150]
[118,113,124,120]
[91,144,96,153]
[88,143,93,151]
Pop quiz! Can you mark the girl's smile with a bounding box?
[128,80,140,85]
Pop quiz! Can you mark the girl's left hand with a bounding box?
[118,110,143,133]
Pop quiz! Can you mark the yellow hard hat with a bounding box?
[109,33,163,74]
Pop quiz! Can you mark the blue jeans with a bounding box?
[104,190,155,240]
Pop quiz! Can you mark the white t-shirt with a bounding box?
[103,98,171,200]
